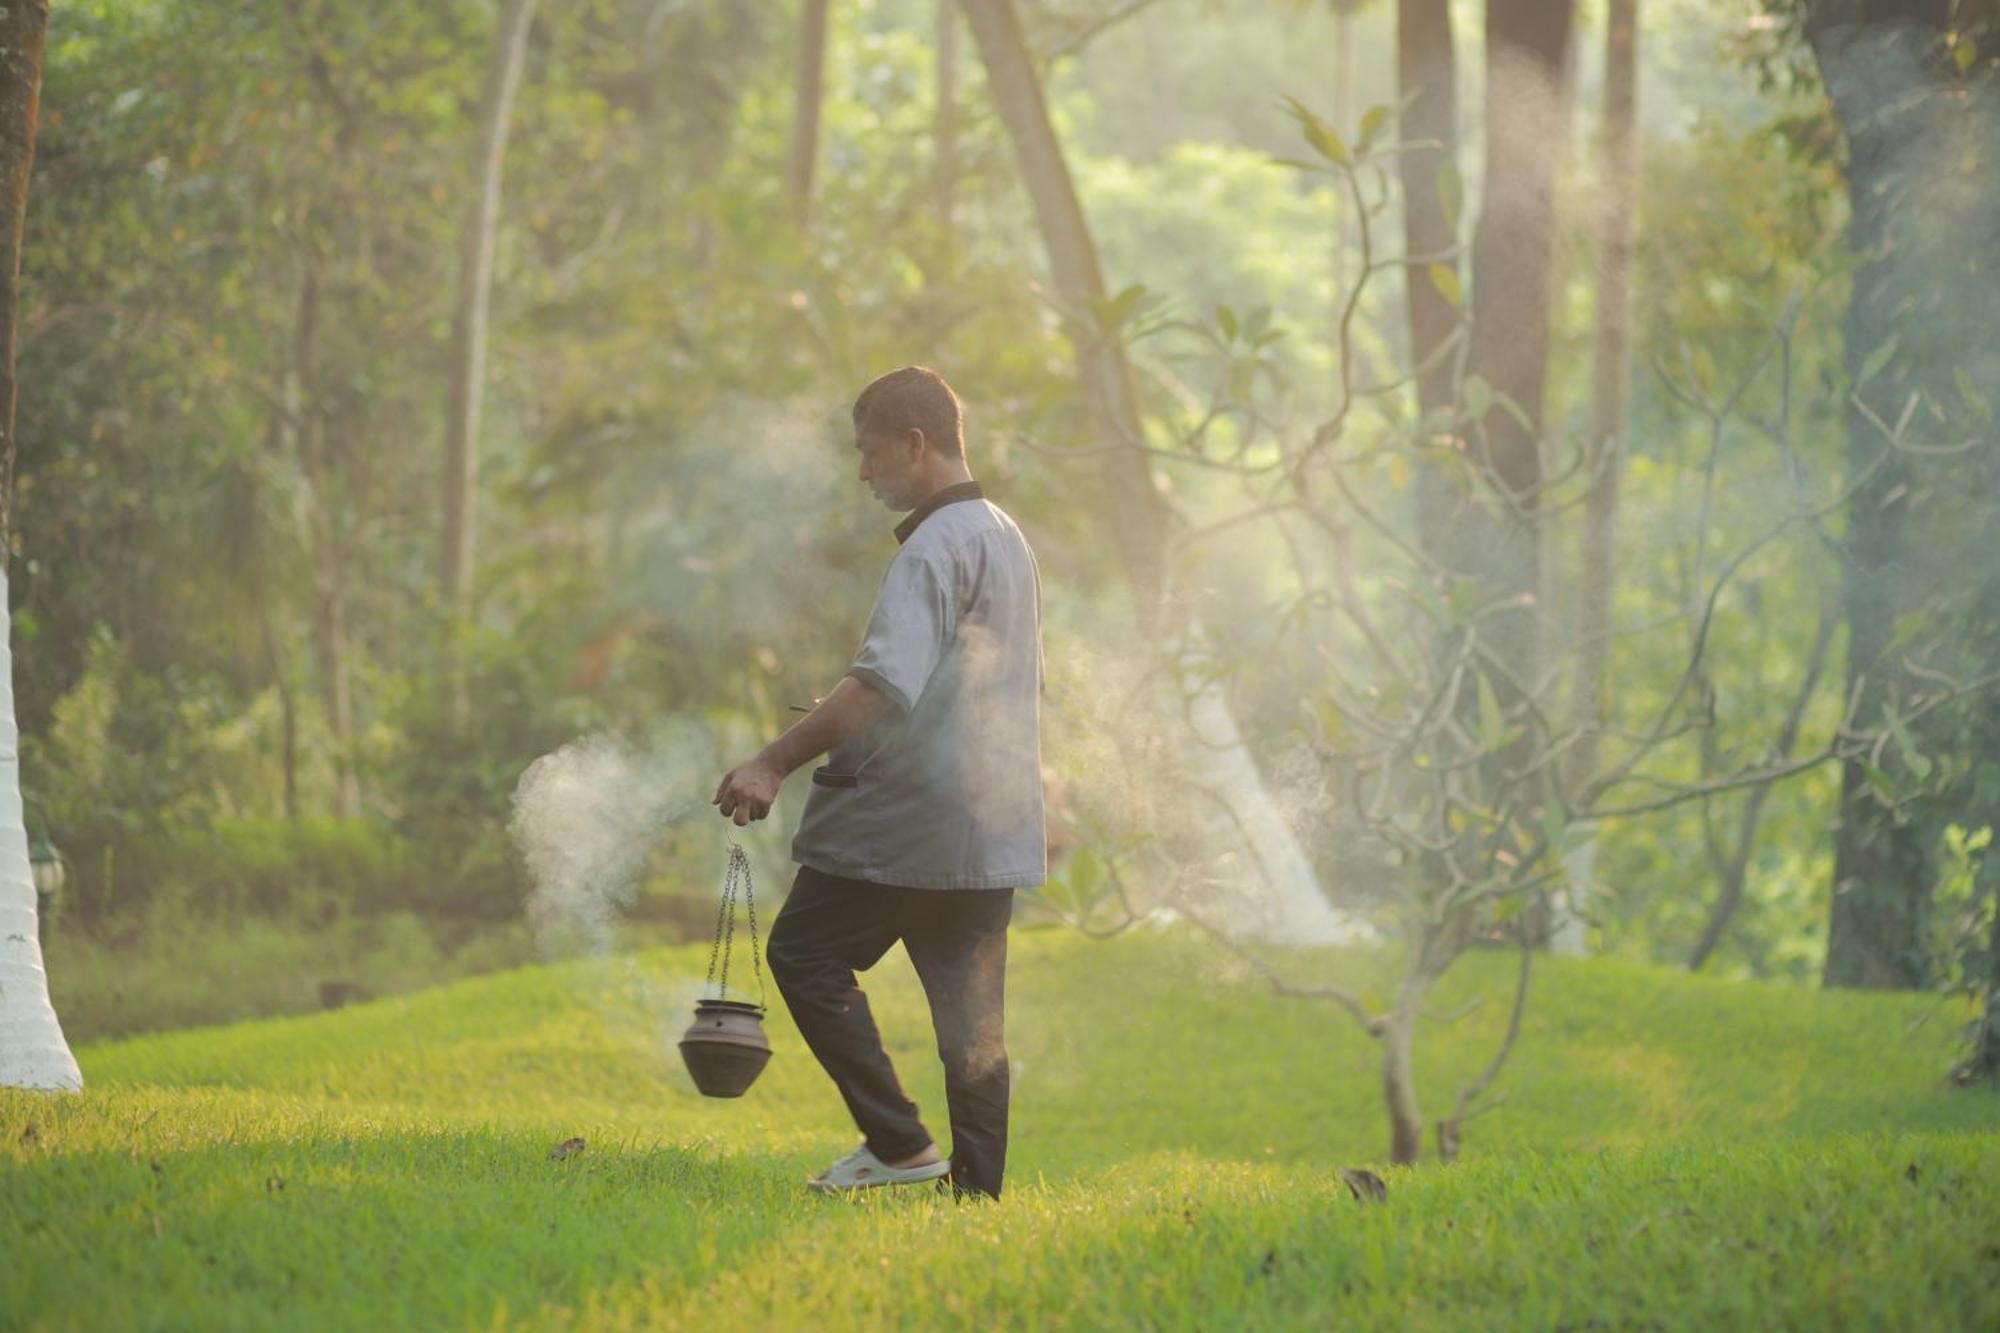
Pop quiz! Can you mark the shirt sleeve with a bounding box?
[846,551,956,713]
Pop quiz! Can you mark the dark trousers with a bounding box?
[766,864,1013,1199]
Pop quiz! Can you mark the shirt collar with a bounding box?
[894,480,985,546]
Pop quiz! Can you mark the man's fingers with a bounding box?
[712,768,777,821]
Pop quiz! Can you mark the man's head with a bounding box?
[851,365,971,511]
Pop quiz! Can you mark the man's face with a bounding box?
[854,427,924,510]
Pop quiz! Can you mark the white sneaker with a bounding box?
[807,1143,951,1194]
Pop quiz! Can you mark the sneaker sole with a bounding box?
[806,1162,952,1194]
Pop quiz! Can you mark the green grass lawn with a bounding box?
[4,925,1997,1330]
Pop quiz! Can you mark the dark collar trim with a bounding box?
[894,480,985,545]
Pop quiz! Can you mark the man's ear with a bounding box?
[906,427,927,458]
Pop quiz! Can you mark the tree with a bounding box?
[1461,0,1574,725]
[960,0,1352,941]
[1394,0,1577,950]
[934,0,959,270]
[1394,0,1461,441]
[1046,46,1966,1159]
[1799,0,1977,990]
[0,0,79,1093]
[1559,0,1639,955]
[442,0,539,722]
[787,0,832,221]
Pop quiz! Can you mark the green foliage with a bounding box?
[1074,138,1371,417]
[45,904,537,1042]
[25,630,247,857]
[14,0,1995,1021]
[15,0,1108,931]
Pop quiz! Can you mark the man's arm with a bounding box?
[758,673,893,776]
[712,674,894,825]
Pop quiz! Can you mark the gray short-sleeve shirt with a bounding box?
[790,482,1047,889]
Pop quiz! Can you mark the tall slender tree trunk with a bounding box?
[1569,0,1637,793]
[1464,0,1573,631]
[960,0,1356,943]
[0,0,40,566]
[259,600,300,821]
[1965,839,2000,1080]
[958,0,1171,622]
[285,262,358,818]
[1961,307,2000,1076]
[1459,0,1573,948]
[934,0,958,268]
[1554,0,1639,956]
[1807,4,1948,990]
[0,0,79,1092]
[441,0,537,719]
[788,0,832,221]
[1333,0,1358,131]
[1395,0,1462,555]
[306,480,357,817]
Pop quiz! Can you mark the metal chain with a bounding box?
[704,841,765,1008]
[703,842,734,992]
[741,846,765,1006]
[718,845,741,999]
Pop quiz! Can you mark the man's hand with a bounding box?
[710,676,893,827]
[713,758,784,826]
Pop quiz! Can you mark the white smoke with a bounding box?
[508,720,716,957]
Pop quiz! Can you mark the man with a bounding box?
[711,365,1046,1201]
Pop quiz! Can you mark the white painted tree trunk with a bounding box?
[0,565,80,1091]
[1175,621,1375,946]
[1551,832,1595,956]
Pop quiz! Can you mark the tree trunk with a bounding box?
[959,0,1173,621]
[1553,0,1639,957]
[260,598,300,821]
[934,0,958,266]
[788,0,832,220]
[1470,0,1574,504]
[441,0,537,710]
[1464,0,1573,630]
[1469,0,1573,948]
[1333,0,1358,131]
[0,0,80,1093]
[1381,970,1431,1165]
[0,0,42,561]
[1963,841,2000,1081]
[1395,0,1463,555]
[307,499,357,817]
[1807,4,1948,991]
[961,0,1352,942]
[283,262,358,818]
[1568,0,1637,794]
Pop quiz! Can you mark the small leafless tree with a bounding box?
[1024,97,1997,1166]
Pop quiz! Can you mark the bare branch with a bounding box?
[1177,904,1387,1038]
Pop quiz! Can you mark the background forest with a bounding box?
[11,0,1999,1091]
